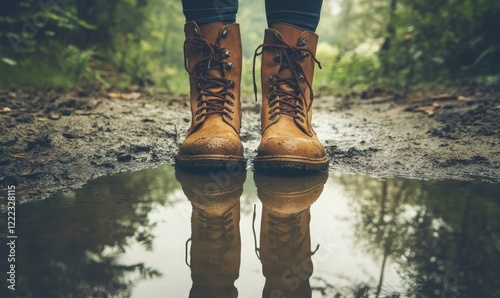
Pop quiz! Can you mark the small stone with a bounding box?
[133,144,151,153]
[117,154,133,162]
[63,133,77,139]
[49,113,61,120]
[15,114,35,123]
[61,109,72,116]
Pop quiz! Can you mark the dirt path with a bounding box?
[1,88,499,203]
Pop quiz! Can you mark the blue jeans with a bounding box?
[181,0,323,32]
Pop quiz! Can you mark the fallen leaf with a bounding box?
[457,96,471,101]
[49,112,61,120]
[121,92,141,100]
[1,107,12,113]
[107,92,122,99]
[431,93,457,101]
[415,105,438,116]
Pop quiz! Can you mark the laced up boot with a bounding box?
[253,23,329,172]
[175,21,245,169]
[176,168,245,298]
[253,172,328,298]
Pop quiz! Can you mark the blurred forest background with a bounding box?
[1,0,500,94]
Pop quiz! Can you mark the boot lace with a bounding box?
[185,36,236,121]
[185,207,236,269]
[252,33,321,123]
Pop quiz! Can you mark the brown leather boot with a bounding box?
[175,21,245,169]
[253,172,328,298]
[253,23,329,172]
[176,168,245,298]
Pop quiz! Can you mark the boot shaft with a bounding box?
[184,21,243,135]
[259,23,320,136]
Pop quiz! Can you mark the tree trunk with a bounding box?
[380,0,398,78]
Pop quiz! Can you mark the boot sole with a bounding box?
[175,154,246,170]
[254,156,329,173]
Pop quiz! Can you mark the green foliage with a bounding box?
[380,0,500,86]
[0,42,110,88]
[314,42,380,93]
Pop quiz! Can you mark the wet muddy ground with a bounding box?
[0,87,499,202]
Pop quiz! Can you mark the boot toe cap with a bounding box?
[179,136,244,157]
[257,136,327,160]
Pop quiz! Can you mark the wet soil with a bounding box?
[0,87,499,202]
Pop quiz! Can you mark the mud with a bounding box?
[0,87,499,202]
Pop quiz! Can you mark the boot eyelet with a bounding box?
[229,92,235,99]
[194,27,200,37]
[195,109,203,115]
[268,85,275,92]
[223,50,231,58]
[273,53,280,63]
[196,82,203,89]
[228,80,235,89]
[221,29,229,37]
[228,100,234,106]
[227,108,234,113]
[197,101,203,107]
[195,115,205,121]
[298,38,307,46]
[268,74,276,81]
[225,114,233,120]
[225,62,233,70]
[300,51,309,59]
[299,74,305,82]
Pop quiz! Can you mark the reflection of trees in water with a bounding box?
[9,165,180,298]
[331,175,500,297]
[312,276,372,298]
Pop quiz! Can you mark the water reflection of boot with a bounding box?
[254,173,328,298]
[176,168,246,298]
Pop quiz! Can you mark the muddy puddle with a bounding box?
[1,164,500,297]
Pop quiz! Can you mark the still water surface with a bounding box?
[3,164,500,297]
